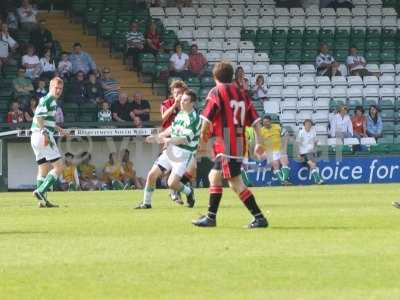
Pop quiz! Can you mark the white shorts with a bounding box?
[156,145,194,177]
[30,131,61,163]
[262,151,281,164]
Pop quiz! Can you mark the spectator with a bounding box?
[39,48,56,80]
[125,22,145,71]
[85,72,103,103]
[132,115,143,128]
[346,47,372,77]
[55,104,64,126]
[30,19,53,56]
[130,92,150,122]
[101,67,120,103]
[69,42,96,75]
[78,152,102,191]
[161,80,187,130]
[253,74,268,101]
[6,11,18,34]
[59,152,80,191]
[24,96,37,122]
[316,43,341,77]
[0,23,19,68]
[121,149,145,189]
[169,43,189,79]
[102,152,124,190]
[145,22,162,56]
[235,66,249,91]
[35,79,47,99]
[329,105,353,138]
[366,105,383,138]
[6,101,24,124]
[17,0,38,32]
[112,93,132,122]
[188,44,207,77]
[98,101,112,122]
[351,106,367,138]
[12,66,34,105]
[57,52,72,80]
[69,71,86,104]
[22,44,41,79]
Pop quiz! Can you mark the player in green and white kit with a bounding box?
[136,90,201,209]
[31,77,67,207]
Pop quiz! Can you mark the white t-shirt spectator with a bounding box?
[17,5,37,24]
[329,113,353,137]
[253,84,268,99]
[22,54,40,78]
[297,127,317,155]
[0,33,17,50]
[40,57,56,72]
[170,53,189,71]
[346,55,366,72]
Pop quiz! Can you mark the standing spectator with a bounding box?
[85,71,103,103]
[24,96,38,122]
[169,43,189,79]
[6,11,18,34]
[235,66,249,91]
[12,66,34,105]
[101,67,120,103]
[98,101,112,122]
[316,43,341,77]
[39,48,56,80]
[0,23,19,68]
[35,79,47,99]
[57,52,72,80]
[130,92,150,122]
[329,105,353,138]
[188,44,207,77]
[17,0,38,32]
[112,93,132,122]
[145,22,162,56]
[253,74,268,101]
[78,152,102,191]
[69,71,86,104]
[125,22,145,71]
[161,80,187,130]
[351,106,367,138]
[69,42,96,75]
[22,44,41,79]
[6,101,25,124]
[30,19,53,56]
[346,47,372,77]
[366,105,383,138]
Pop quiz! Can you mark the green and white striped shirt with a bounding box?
[31,93,57,134]
[171,110,201,153]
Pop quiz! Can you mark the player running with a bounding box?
[136,90,200,209]
[192,62,268,229]
[31,77,68,207]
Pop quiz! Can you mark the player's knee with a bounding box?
[308,161,316,169]
[167,177,179,189]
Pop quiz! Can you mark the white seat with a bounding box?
[368,0,383,5]
[244,7,259,18]
[192,39,208,51]
[274,17,290,29]
[281,98,298,110]
[366,17,382,29]
[264,100,281,114]
[163,18,179,30]
[260,7,275,17]
[222,40,239,52]
[208,40,223,52]
[352,7,367,17]
[253,63,269,75]
[363,86,379,100]
[253,53,269,64]
[284,76,300,87]
[296,111,313,123]
[338,64,348,77]
[228,7,243,17]
[209,29,225,40]
[366,64,380,73]
[227,17,243,29]
[211,17,227,29]
[380,64,395,75]
[321,8,336,17]
[314,98,330,110]
[242,18,259,30]
[239,41,255,52]
[304,17,321,29]
[206,52,222,64]
[396,75,400,86]
[266,86,282,100]
[379,75,395,87]
[396,64,400,75]
[360,137,376,145]
[336,17,352,29]
[275,7,290,17]
[351,17,367,29]
[328,138,343,146]
[282,87,299,99]
[315,123,329,135]
[315,86,331,100]
[179,17,195,29]
[165,7,181,17]
[268,64,284,75]
[289,17,305,29]
[298,87,315,100]
[305,5,320,17]
[258,17,274,29]
[239,63,253,76]
[320,17,336,29]
[313,111,329,123]
[181,7,197,17]
[347,86,363,100]
[363,76,379,87]
[299,76,316,87]
[382,16,397,28]
[213,7,228,17]
[382,7,397,16]
[300,64,316,76]
[221,51,237,63]
[280,111,296,123]
[195,17,212,28]
[344,138,360,145]
[315,76,331,87]
[331,87,347,101]
[149,7,164,18]
[367,7,382,16]
[297,98,314,110]
[284,64,300,75]
[193,29,209,40]
[379,87,395,102]
[290,7,305,17]
[238,52,254,63]
[331,76,347,87]
[267,75,284,87]
[225,28,241,40]
[353,0,368,6]
[284,123,299,135]
[177,30,193,41]
[197,7,213,17]
[337,8,352,17]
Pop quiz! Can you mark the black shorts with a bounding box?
[212,156,242,179]
[36,157,61,165]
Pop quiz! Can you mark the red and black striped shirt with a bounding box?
[201,83,260,157]
[160,97,179,129]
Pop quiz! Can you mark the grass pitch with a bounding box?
[1,184,400,300]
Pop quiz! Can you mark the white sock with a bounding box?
[143,187,154,205]
[179,184,192,196]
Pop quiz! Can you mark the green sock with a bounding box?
[38,170,58,194]
[311,168,321,183]
[178,183,191,196]
[281,166,290,181]
[143,185,155,205]
[68,182,76,191]
[112,180,124,190]
[241,170,252,187]
[37,176,45,190]
[273,169,284,183]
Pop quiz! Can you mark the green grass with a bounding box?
[1,184,400,299]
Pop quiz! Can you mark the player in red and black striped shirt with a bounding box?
[192,62,269,229]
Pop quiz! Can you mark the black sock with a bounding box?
[181,173,192,185]
[207,186,223,220]
[239,189,263,219]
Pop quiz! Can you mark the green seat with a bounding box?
[156,53,170,64]
[139,53,155,63]
[366,39,381,51]
[271,39,287,50]
[80,102,97,113]
[85,7,101,27]
[381,110,395,121]
[186,77,201,89]
[381,40,396,49]
[304,29,319,40]
[351,39,365,51]
[71,0,87,16]
[140,62,155,75]
[320,29,334,41]
[330,99,345,110]
[272,29,287,41]
[201,77,215,88]
[79,113,96,122]
[64,113,77,123]
[285,49,302,64]
[380,99,395,110]
[351,29,366,40]
[288,29,303,41]
[270,49,286,64]
[381,50,396,63]
[63,102,79,113]
[378,135,394,144]
[241,29,256,42]
[370,143,388,154]
[256,29,272,40]
[347,99,362,110]
[388,144,400,153]
[303,39,319,50]
[286,39,302,50]
[302,50,317,63]
[366,29,381,40]
[334,39,349,50]
[363,99,379,109]
[110,30,126,54]
[334,49,348,63]
[365,51,380,64]
[383,122,395,134]
[255,40,272,52]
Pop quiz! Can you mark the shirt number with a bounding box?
[230,100,246,126]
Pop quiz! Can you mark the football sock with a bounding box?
[181,173,192,185]
[178,183,191,196]
[37,176,45,189]
[281,166,290,181]
[143,186,155,205]
[207,186,223,220]
[239,189,263,219]
[241,169,252,186]
[112,180,124,190]
[273,169,285,183]
[311,168,321,183]
[38,170,58,194]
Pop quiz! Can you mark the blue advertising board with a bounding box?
[245,156,400,186]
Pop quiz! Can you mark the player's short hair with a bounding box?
[213,61,234,83]
[169,80,187,91]
[263,115,272,121]
[65,152,74,158]
[80,151,91,160]
[73,42,82,48]
[303,119,313,126]
[50,76,64,86]
[184,90,197,103]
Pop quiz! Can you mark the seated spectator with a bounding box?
[30,19,53,56]
[169,43,189,79]
[0,23,19,68]
[235,66,249,91]
[130,92,150,122]
[58,52,72,80]
[69,42,96,75]
[6,11,18,34]
[121,149,145,189]
[85,72,103,103]
[145,22,162,56]
[39,48,56,80]
[98,101,112,122]
[132,115,143,128]
[35,79,47,99]
[329,105,353,138]
[22,44,41,79]
[6,101,24,124]
[59,152,80,191]
[346,47,372,77]
[78,152,102,191]
[55,104,64,126]
[188,44,207,77]
[12,66,34,105]
[102,152,124,190]
[125,22,144,71]
[316,43,341,77]
[112,93,132,122]
[17,0,38,32]
[101,67,120,103]
[366,105,383,138]
[69,71,86,104]
[253,74,268,101]
[24,96,38,122]
[351,106,367,138]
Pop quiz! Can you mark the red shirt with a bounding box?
[160,97,179,129]
[352,115,366,136]
[188,53,207,74]
[146,31,161,50]
[201,83,260,157]
[6,111,24,124]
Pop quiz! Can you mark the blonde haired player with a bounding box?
[31,77,68,207]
